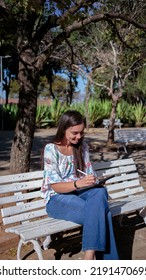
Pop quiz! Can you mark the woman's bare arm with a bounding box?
[51,174,96,193]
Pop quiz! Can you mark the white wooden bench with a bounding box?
[103,119,123,129]
[114,128,146,153]
[0,158,146,260]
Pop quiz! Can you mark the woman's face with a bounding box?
[65,123,85,145]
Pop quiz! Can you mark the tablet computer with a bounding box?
[96,174,115,184]
[78,174,115,190]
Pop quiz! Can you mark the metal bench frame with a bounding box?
[103,119,123,129]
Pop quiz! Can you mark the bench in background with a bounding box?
[103,119,123,129]
[114,128,146,153]
[0,158,146,260]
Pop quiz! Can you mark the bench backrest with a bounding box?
[0,171,45,227]
[0,158,143,228]
[93,158,143,199]
[114,129,146,143]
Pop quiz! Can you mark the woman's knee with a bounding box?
[91,186,108,199]
[98,186,108,197]
[46,193,85,223]
[92,187,109,210]
[81,187,108,202]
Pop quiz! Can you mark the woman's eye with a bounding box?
[72,131,84,136]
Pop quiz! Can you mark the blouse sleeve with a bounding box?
[41,144,63,199]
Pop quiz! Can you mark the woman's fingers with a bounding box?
[84,175,96,185]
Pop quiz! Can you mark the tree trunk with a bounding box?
[107,98,118,145]
[69,73,73,104]
[85,80,90,130]
[5,84,10,105]
[10,52,38,173]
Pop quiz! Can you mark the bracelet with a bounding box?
[74,180,80,189]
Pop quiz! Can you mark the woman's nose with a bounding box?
[77,133,82,139]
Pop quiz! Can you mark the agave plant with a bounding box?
[131,103,146,127]
[101,99,112,119]
[36,105,51,128]
[87,98,104,127]
[116,100,133,125]
[3,103,18,119]
[48,98,66,127]
[69,102,85,116]
[3,104,18,129]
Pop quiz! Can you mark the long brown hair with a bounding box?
[54,110,86,177]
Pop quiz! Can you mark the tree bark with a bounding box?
[85,80,90,130]
[107,98,118,145]
[10,51,38,173]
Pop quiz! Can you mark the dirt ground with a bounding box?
[0,127,146,260]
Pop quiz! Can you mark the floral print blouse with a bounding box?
[41,141,96,203]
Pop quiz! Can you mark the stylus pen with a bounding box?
[77,169,99,182]
[77,169,88,176]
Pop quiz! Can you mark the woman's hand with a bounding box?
[77,174,96,189]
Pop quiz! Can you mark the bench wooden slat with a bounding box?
[5,217,52,232]
[19,218,78,234]
[109,186,144,199]
[3,208,47,225]
[6,219,80,241]
[107,179,140,192]
[1,199,45,217]
[95,165,136,177]
[0,179,42,194]
[0,190,41,204]
[20,221,80,241]
[93,158,134,169]
[110,194,146,216]
[0,170,43,184]
[105,173,139,184]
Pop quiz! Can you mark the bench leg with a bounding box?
[117,144,127,153]
[123,145,127,153]
[43,235,52,250]
[118,214,124,226]
[17,238,44,260]
[139,207,146,224]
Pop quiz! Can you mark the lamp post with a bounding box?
[0,55,11,130]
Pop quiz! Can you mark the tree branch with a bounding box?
[72,64,110,91]
[65,12,146,35]
[32,0,96,44]
[108,20,135,50]
[105,13,146,29]
[57,0,96,25]
[35,8,146,69]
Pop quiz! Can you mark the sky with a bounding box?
[60,73,87,98]
[76,76,86,95]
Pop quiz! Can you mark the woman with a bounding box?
[41,110,119,260]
